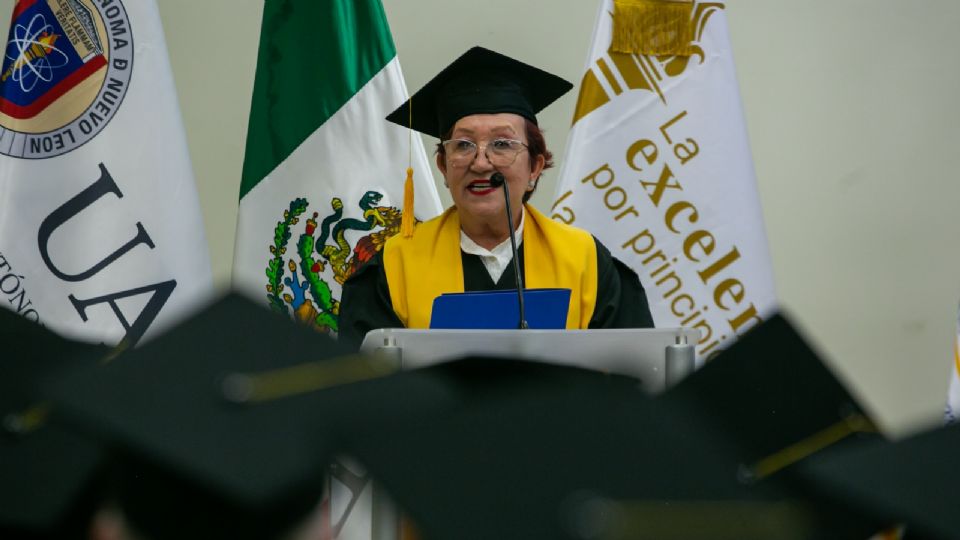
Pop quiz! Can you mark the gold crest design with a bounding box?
[572,2,723,124]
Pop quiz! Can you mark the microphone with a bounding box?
[490,172,528,329]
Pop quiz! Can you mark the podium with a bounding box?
[355,327,700,540]
[359,327,700,394]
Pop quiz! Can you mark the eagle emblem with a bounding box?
[265,192,405,333]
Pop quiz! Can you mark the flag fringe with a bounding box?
[612,0,695,56]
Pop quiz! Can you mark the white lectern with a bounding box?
[353,327,700,540]
[359,327,699,394]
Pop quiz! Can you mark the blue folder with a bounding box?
[429,288,571,330]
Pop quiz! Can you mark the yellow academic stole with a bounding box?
[382,204,598,329]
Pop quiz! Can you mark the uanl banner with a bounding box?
[553,0,777,360]
[0,0,212,346]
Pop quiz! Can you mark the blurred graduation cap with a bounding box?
[800,422,960,540]
[46,293,642,539]
[334,313,886,540]
[661,313,883,481]
[385,46,573,139]
[0,308,110,539]
[45,293,375,540]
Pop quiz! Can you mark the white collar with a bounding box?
[459,209,524,284]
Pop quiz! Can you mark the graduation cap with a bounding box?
[46,296,637,539]
[0,308,110,539]
[386,46,573,237]
[44,294,377,540]
[333,314,887,540]
[661,313,884,480]
[800,422,960,540]
[386,46,573,139]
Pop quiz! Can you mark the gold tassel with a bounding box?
[400,166,415,238]
[2,402,52,435]
[612,0,695,56]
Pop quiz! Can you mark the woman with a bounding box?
[338,47,654,350]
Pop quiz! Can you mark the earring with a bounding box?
[527,180,537,189]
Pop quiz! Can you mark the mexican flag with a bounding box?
[232,1,441,536]
[0,0,212,346]
[232,0,442,338]
[552,0,777,360]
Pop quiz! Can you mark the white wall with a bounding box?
[3,0,958,436]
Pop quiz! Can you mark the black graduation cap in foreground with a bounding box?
[385,46,573,138]
[45,294,645,539]
[660,314,884,481]
[801,422,960,540]
[334,314,887,540]
[45,294,367,540]
[0,308,110,539]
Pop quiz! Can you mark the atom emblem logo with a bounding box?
[0,0,133,159]
[2,13,76,93]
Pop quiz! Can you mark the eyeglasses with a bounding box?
[440,138,529,168]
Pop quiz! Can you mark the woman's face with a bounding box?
[437,113,544,228]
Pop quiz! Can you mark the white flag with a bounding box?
[0,0,212,346]
[553,0,777,360]
[946,306,960,424]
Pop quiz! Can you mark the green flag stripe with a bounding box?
[239,0,397,200]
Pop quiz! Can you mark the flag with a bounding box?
[946,306,960,424]
[0,0,212,346]
[552,0,777,360]
[232,0,442,337]
[231,1,442,537]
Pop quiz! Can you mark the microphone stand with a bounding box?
[490,172,528,329]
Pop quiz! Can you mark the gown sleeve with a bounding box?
[588,237,656,329]
[338,250,403,351]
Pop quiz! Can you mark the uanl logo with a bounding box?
[572,2,723,123]
[266,192,406,334]
[0,0,133,158]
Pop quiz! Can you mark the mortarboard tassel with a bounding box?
[611,0,695,56]
[401,166,415,238]
[400,94,416,238]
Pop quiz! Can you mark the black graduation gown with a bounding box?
[338,237,655,351]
